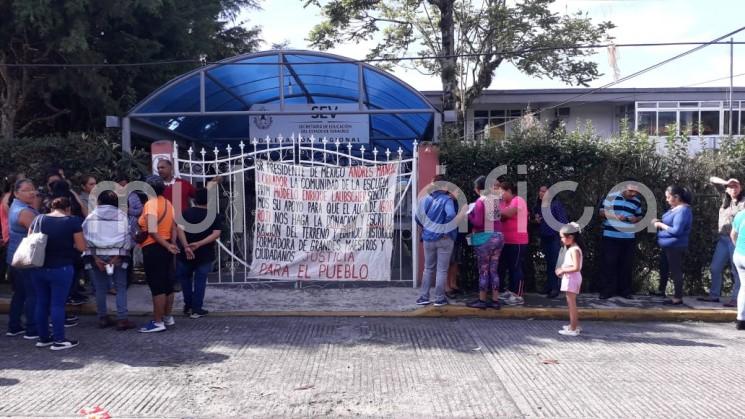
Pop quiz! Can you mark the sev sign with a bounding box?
[250,160,399,280]
[249,103,370,144]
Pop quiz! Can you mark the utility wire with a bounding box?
[2,41,745,68]
[685,72,745,87]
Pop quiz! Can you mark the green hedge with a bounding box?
[439,121,745,295]
[1,133,150,190]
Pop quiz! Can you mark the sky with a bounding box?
[240,0,745,91]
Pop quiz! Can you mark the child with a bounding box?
[556,222,583,336]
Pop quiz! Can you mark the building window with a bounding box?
[724,110,740,135]
[637,111,656,135]
[658,112,676,135]
[635,101,743,137]
[679,111,699,135]
[472,108,527,140]
[700,111,719,135]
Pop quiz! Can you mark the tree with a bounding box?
[304,0,614,123]
[0,0,262,141]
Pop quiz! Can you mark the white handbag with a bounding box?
[11,215,47,269]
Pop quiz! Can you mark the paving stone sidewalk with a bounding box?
[1,317,744,418]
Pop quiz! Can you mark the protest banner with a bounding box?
[250,160,399,280]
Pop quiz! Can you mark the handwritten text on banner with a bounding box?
[250,160,399,280]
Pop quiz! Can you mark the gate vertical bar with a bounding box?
[240,140,247,281]
[226,144,235,281]
[410,141,419,289]
[214,146,222,283]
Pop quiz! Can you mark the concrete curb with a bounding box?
[0,301,737,322]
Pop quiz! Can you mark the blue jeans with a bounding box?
[176,259,212,312]
[89,266,128,320]
[420,237,454,301]
[710,235,740,299]
[7,267,36,335]
[32,265,73,342]
[541,235,562,293]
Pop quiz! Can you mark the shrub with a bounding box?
[0,133,150,191]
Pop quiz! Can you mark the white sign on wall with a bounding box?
[249,103,369,144]
[250,160,399,281]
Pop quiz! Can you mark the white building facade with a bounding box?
[422,87,745,151]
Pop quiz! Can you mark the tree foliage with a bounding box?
[0,0,262,140]
[440,120,745,296]
[304,0,614,117]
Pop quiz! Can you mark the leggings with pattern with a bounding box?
[475,233,504,292]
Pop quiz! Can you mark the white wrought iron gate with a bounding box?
[173,134,419,287]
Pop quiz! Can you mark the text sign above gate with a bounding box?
[249,104,370,144]
[250,160,398,281]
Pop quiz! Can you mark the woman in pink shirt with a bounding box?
[498,181,529,305]
[466,176,504,310]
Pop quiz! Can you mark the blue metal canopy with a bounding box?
[127,50,438,153]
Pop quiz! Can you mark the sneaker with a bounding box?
[139,320,166,333]
[51,318,79,328]
[66,314,79,322]
[36,337,54,348]
[5,328,25,337]
[416,296,431,305]
[23,334,39,340]
[183,306,192,316]
[466,299,489,309]
[50,339,79,351]
[488,300,501,310]
[558,328,580,336]
[562,325,583,332]
[433,298,449,307]
[189,309,209,319]
[163,316,176,327]
[503,294,524,306]
[497,291,513,302]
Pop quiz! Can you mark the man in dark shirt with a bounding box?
[176,187,223,318]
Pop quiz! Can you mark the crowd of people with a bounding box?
[1,160,223,350]
[417,175,745,335]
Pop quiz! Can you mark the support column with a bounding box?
[121,117,131,154]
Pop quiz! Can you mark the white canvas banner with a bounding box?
[249,103,369,144]
[250,160,399,281]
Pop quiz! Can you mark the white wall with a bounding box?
[561,104,617,138]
